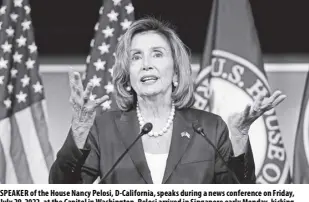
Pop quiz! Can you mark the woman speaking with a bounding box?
[49,18,286,184]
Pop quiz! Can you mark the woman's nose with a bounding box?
[142,66,153,71]
[142,57,153,71]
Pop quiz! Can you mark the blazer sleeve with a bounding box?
[213,117,256,184]
[49,119,101,184]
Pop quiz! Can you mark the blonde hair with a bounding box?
[113,17,195,111]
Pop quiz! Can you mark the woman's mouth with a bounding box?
[140,75,159,83]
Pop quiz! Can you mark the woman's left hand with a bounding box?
[227,90,286,156]
[228,90,287,136]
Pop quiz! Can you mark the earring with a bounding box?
[173,81,178,87]
[126,85,131,91]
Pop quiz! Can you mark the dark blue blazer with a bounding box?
[49,108,256,184]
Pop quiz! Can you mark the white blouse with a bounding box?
[145,152,168,184]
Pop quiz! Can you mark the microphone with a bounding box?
[98,122,153,184]
[192,122,240,184]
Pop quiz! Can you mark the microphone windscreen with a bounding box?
[141,122,153,134]
[192,122,203,133]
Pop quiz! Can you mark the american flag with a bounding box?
[84,0,134,112]
[0,0,54,183]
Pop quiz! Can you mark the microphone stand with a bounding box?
[98,123,152,184]
[193,123,240,184]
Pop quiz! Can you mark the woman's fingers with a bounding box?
[73,72,84,98]
[251,95,264,114]
[95,95,109,106]
[73,71,83,90]
[83,82,94,103]
[68,69,111,112]
[69,95,82,112]
[233,91,286,134]
[260,90,287,111]
[269,90,283,101]
[69,70,83,106]
[272,94,287,107]
[69,69,83,92]
[68,70,76,93]
[69,70,82,95]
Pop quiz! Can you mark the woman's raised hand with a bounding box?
[69,69,109,148]
[228,90,286,136]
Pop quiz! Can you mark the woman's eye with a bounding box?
[153,52,163,58]
[131,55,141,61]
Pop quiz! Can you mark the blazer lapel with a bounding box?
[162,109,195,183]
[115,109,153,184]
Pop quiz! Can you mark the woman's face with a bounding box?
[129,31,176,98]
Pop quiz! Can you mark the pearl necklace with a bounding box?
[136,102,175,137]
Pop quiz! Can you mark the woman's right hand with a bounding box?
[69,70,109,149]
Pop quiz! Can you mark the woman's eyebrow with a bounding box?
[130,47,168,52]
[130,49,141,53]
[151,46,167,51]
